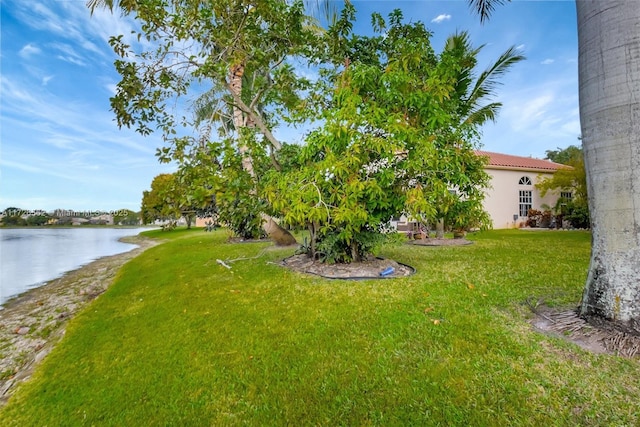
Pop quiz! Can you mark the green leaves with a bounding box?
[104,0,321,149]
[266,8,509,262]
[100,1,516,261]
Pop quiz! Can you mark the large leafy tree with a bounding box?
[141,173,182,225]
[545,144,583,165]
[142,160,218,229]
[470,0,640,331]
[90,0,320,244]
[267,8,507,262]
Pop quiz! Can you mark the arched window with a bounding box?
[519,176,532,185]
[518,176,532,217]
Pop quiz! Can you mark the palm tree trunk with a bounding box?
[230,64,253,173]
[229,63,296,246]
[577,1,640,329]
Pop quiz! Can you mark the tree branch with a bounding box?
[225,81,282,150]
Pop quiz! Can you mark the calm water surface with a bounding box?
[0,227,151,306]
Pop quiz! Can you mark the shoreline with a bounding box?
[0,234,160,406]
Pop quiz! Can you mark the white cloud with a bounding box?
[19,43,41,58]
[78,4,143,50]
[0,159,77,181]
[9,0,137,63]
[42,75,54,86]
[561,119,581,135]
[79,39,104,57]
[105,83,118,95]
[50,43,85,61]
[431,14,451,24]
[541,58,555,65]
[506,93,555,131]
[0,75,156,155]
[0,73,171,210]
[484,74,581,158]
[29,3,65,34]
[516,44,526,51]
[0,76,36,103]
[56,55,87,67]
[43,135,76,150]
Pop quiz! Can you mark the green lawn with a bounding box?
[1,229,638,426]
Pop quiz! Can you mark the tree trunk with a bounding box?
[308,222,318,259]
[350,240,361,263]
[435,219,445,239]
[577,1,640,330]
[229,63,297,246]
[262,214,297,246]
[231,64,254,174]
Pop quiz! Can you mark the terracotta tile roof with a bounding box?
[476,150,569,172]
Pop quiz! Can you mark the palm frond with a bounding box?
[467,45,524,107]
[304,0,340,25]
[87,0,138,15]
[465,102,502,125]
[87,0,114,14]
[468,0,509,24]
[192,87,232,128]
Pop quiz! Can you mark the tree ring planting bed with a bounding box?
[407,238,473,246]
[281,254,415,280]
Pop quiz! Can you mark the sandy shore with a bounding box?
[0,235,160,406]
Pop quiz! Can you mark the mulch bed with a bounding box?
[407,238,473,246]
[281,254,415,280]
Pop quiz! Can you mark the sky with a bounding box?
[0,0,580,212]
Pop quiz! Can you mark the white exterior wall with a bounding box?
[483,168,560,229]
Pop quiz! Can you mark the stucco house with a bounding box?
[189,151,570,232]
[478,151,570,229]
[393,150,570,231]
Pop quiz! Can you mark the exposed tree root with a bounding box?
[528,301,640,359]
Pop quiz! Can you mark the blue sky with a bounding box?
[0,0,579,212]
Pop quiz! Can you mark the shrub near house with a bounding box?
[537,145,589,229]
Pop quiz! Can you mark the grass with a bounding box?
[1,229,638,426]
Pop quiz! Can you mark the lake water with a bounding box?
[0,227,151,306]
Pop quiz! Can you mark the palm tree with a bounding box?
[576,1,640,327]
[432,31,523,238]
[470,0,640,330]
[444,31,524,127]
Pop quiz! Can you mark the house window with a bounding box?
[519,176,532,185]
[519,190,532,217]
[560,191,573,200]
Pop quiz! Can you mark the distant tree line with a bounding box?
[0,208,141,227]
